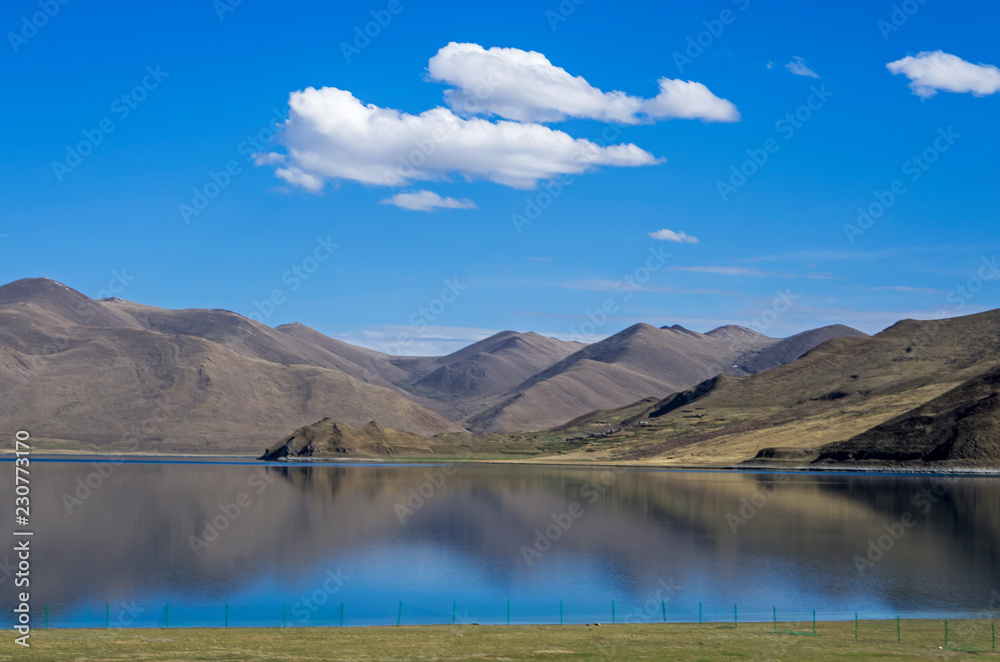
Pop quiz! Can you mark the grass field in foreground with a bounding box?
[1,620,996,661]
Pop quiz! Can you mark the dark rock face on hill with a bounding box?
[814,366,1000,465]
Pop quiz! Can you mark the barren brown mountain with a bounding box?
[548,309,1000,467]
[463,322,866,432]
[0,277,870,452]
[0,278,461,450]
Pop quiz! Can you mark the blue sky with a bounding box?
[2,0,998,354]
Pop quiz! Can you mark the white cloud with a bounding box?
[671,266,769,277]
[427,42,739,124]
[866,285,945,294]
[560,279,731,296]
[649,228,699,243]
[785,56,819,79]
[267,86,660,192]
[381,190,477,212]
[337,325,501,356]
[641,78,741,122]
[887,51,1000,98]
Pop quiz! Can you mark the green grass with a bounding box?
[2,620,995,661]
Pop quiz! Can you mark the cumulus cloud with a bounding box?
[887,51,1000,98]
[268,86,660,192]
[649,228,699,243]
[785,56,819,78]
[427,42,739,123]
[381,190,477,212]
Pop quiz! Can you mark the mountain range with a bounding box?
[0,277,866,452]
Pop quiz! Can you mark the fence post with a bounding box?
[772,606,776,634]
[662,599,666,623]
[734,603,738,629]
[698,602,702,626]
[812,609,816,636]
[225,604,229,628]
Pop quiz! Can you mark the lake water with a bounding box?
[3,458,999,628]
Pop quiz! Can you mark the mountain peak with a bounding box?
[705,325,768,340]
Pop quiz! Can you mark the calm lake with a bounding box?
[3,459,999,627]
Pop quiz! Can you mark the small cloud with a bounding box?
[670,266,768,277]
[649,228,699,243]
[868,285,946,294]
[786,56,820,78]
[560,279,732,295]
[887,50,1000,98]
[766,61,774,70]
[381,190,478,212]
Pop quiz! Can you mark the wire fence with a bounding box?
[7,600,997,651]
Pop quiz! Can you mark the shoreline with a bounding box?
[4,450,1000,475]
